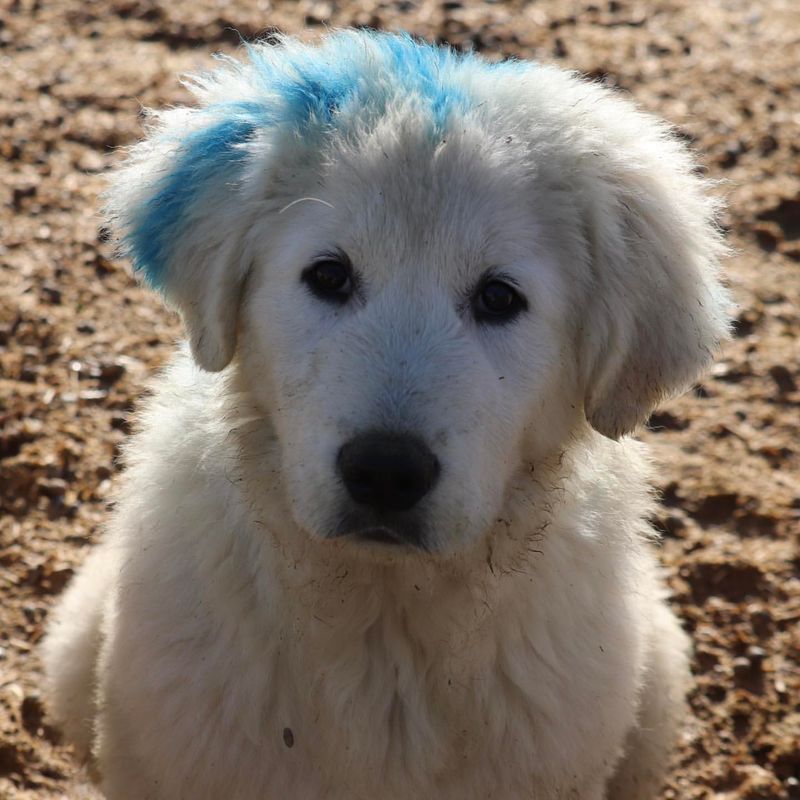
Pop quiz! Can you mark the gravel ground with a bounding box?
[1,1,799,798]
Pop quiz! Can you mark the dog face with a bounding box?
[238,121,582,552]
[108,32,730,554]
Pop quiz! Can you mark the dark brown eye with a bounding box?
[302,254,354,303]
[474,278,527,323]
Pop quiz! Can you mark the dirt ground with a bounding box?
[1,0,799,797]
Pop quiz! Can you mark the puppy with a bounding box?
[44,30,730,800]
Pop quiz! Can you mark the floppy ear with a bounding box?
[579,125,731,440]
[106,105,263,372]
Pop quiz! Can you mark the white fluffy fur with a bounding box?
[44,32,729,800]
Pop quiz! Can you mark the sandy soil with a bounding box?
[1,0,799,797]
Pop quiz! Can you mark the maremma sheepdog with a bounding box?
[44,30,731,800]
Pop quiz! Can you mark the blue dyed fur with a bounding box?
[129,112,259,287]
[123,31,531,287]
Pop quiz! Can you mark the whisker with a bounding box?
[279,197,335,214]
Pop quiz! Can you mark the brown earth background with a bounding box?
[1,0,799,797]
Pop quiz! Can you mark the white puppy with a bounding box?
[44,30,730,800]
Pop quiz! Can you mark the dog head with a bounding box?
[108,31,729,554]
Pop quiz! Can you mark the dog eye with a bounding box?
[302,254,354,303]
[473,278,527,323]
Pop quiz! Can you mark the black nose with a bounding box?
[338,432,440,512]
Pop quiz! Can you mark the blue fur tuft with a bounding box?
[128,106,267,287]
[245,31,474,130]
[379,33,467,127]
[125,31,533,284]
[245,42,357,126]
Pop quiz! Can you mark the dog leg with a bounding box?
[605,601,691,800]
[42,544,117,762]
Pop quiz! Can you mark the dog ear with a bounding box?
[106,106,261,372]
[580,128,731,440]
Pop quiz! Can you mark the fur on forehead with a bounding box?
[109,31,530,287]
